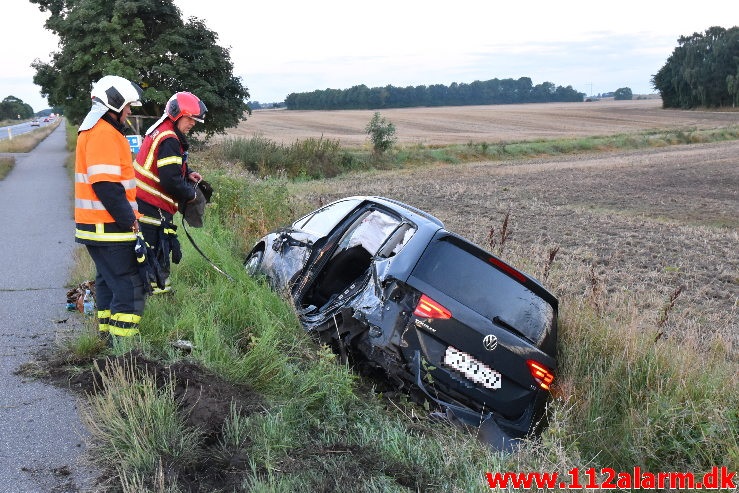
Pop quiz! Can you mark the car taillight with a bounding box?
[527,360,555,390]
[413,294,451,319]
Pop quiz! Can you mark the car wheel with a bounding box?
[244,249,264,276]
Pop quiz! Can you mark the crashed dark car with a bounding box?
[243,196,558,450]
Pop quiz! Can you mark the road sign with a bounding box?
[126,135,142,154]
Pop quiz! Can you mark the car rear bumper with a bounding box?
[407,348,545,451]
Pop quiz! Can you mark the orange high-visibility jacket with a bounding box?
[75,118,140,244]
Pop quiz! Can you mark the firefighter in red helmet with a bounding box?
[134,92,207,294]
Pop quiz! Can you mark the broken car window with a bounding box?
[294,198,363,238]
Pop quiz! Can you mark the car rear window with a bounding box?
[413,237,555,344]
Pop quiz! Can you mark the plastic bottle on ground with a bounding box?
[82,289,95,316]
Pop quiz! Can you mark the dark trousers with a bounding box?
[86,243,146,335]
[140,222,172,280]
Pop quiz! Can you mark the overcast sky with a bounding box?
[5,0,736,112]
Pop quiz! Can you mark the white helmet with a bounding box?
[91,75,143,113]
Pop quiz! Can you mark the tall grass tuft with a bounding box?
[557,300,738,471]
[217,125,739,183]
[82,356,202,487]
[0,156,13,180]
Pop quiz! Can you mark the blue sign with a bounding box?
[126,135,142,154]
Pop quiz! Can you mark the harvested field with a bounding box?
[249,101,739,357]
[236,99,739,146]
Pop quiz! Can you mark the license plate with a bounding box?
[444,346,502,390]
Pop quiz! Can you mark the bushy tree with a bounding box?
[365,112,397,155]
[614,87,633,100]
[29,0,249,136]
[0,96,34,120]
[652,26,739,108]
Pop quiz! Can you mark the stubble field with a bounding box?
[240,99,739,355]
[237,98,739,145]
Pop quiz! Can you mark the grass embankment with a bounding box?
[58,127,738,491]
[0,157,12,180]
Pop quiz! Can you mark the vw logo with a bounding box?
[483,334,498,351]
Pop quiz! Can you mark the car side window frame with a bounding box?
[293,198,363,238]
[337,207,416,258]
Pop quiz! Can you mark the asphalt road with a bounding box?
[0,122,98,492]
[0,120,55,141]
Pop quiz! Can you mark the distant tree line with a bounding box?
[0,96,34,120]
[285,77,584,110]
[250,101,286,110]
[652,26,739,108]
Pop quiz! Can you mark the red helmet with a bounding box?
[165,92,207,123]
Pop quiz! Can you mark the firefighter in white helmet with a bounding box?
[75,75,147,338]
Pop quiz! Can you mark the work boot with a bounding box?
[98,330,113,348]
[151,286,175,295]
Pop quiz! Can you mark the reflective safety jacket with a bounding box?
[134,119,195,218]
[75,116,140,245]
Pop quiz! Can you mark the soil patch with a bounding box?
[38,349,267,491]
[34,349,420,492]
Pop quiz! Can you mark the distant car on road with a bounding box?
[43,117,50,122]
[30,119,40,127]
[243,195,559,450]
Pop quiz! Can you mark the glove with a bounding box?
[197,180,213,203]
[167,223,182,264]
[135,234,153,295]
[135,233,166,293]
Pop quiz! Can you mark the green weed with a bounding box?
[83,356,202,485]
[0,156,13,180]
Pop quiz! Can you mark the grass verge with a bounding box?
[214,125,739,180]
[0,156,13,180]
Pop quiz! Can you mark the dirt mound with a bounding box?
[38,350,266,491]
[32,349,428,491]
[69,352,263,438]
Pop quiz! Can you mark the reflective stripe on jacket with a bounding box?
[134,119,184,215]
[75,118,139,244]
[75,223,138,242]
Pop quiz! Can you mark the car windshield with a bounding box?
[413,237,555,345]
[293,198,363,238]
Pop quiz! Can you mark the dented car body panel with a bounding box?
[244,196,558,450]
